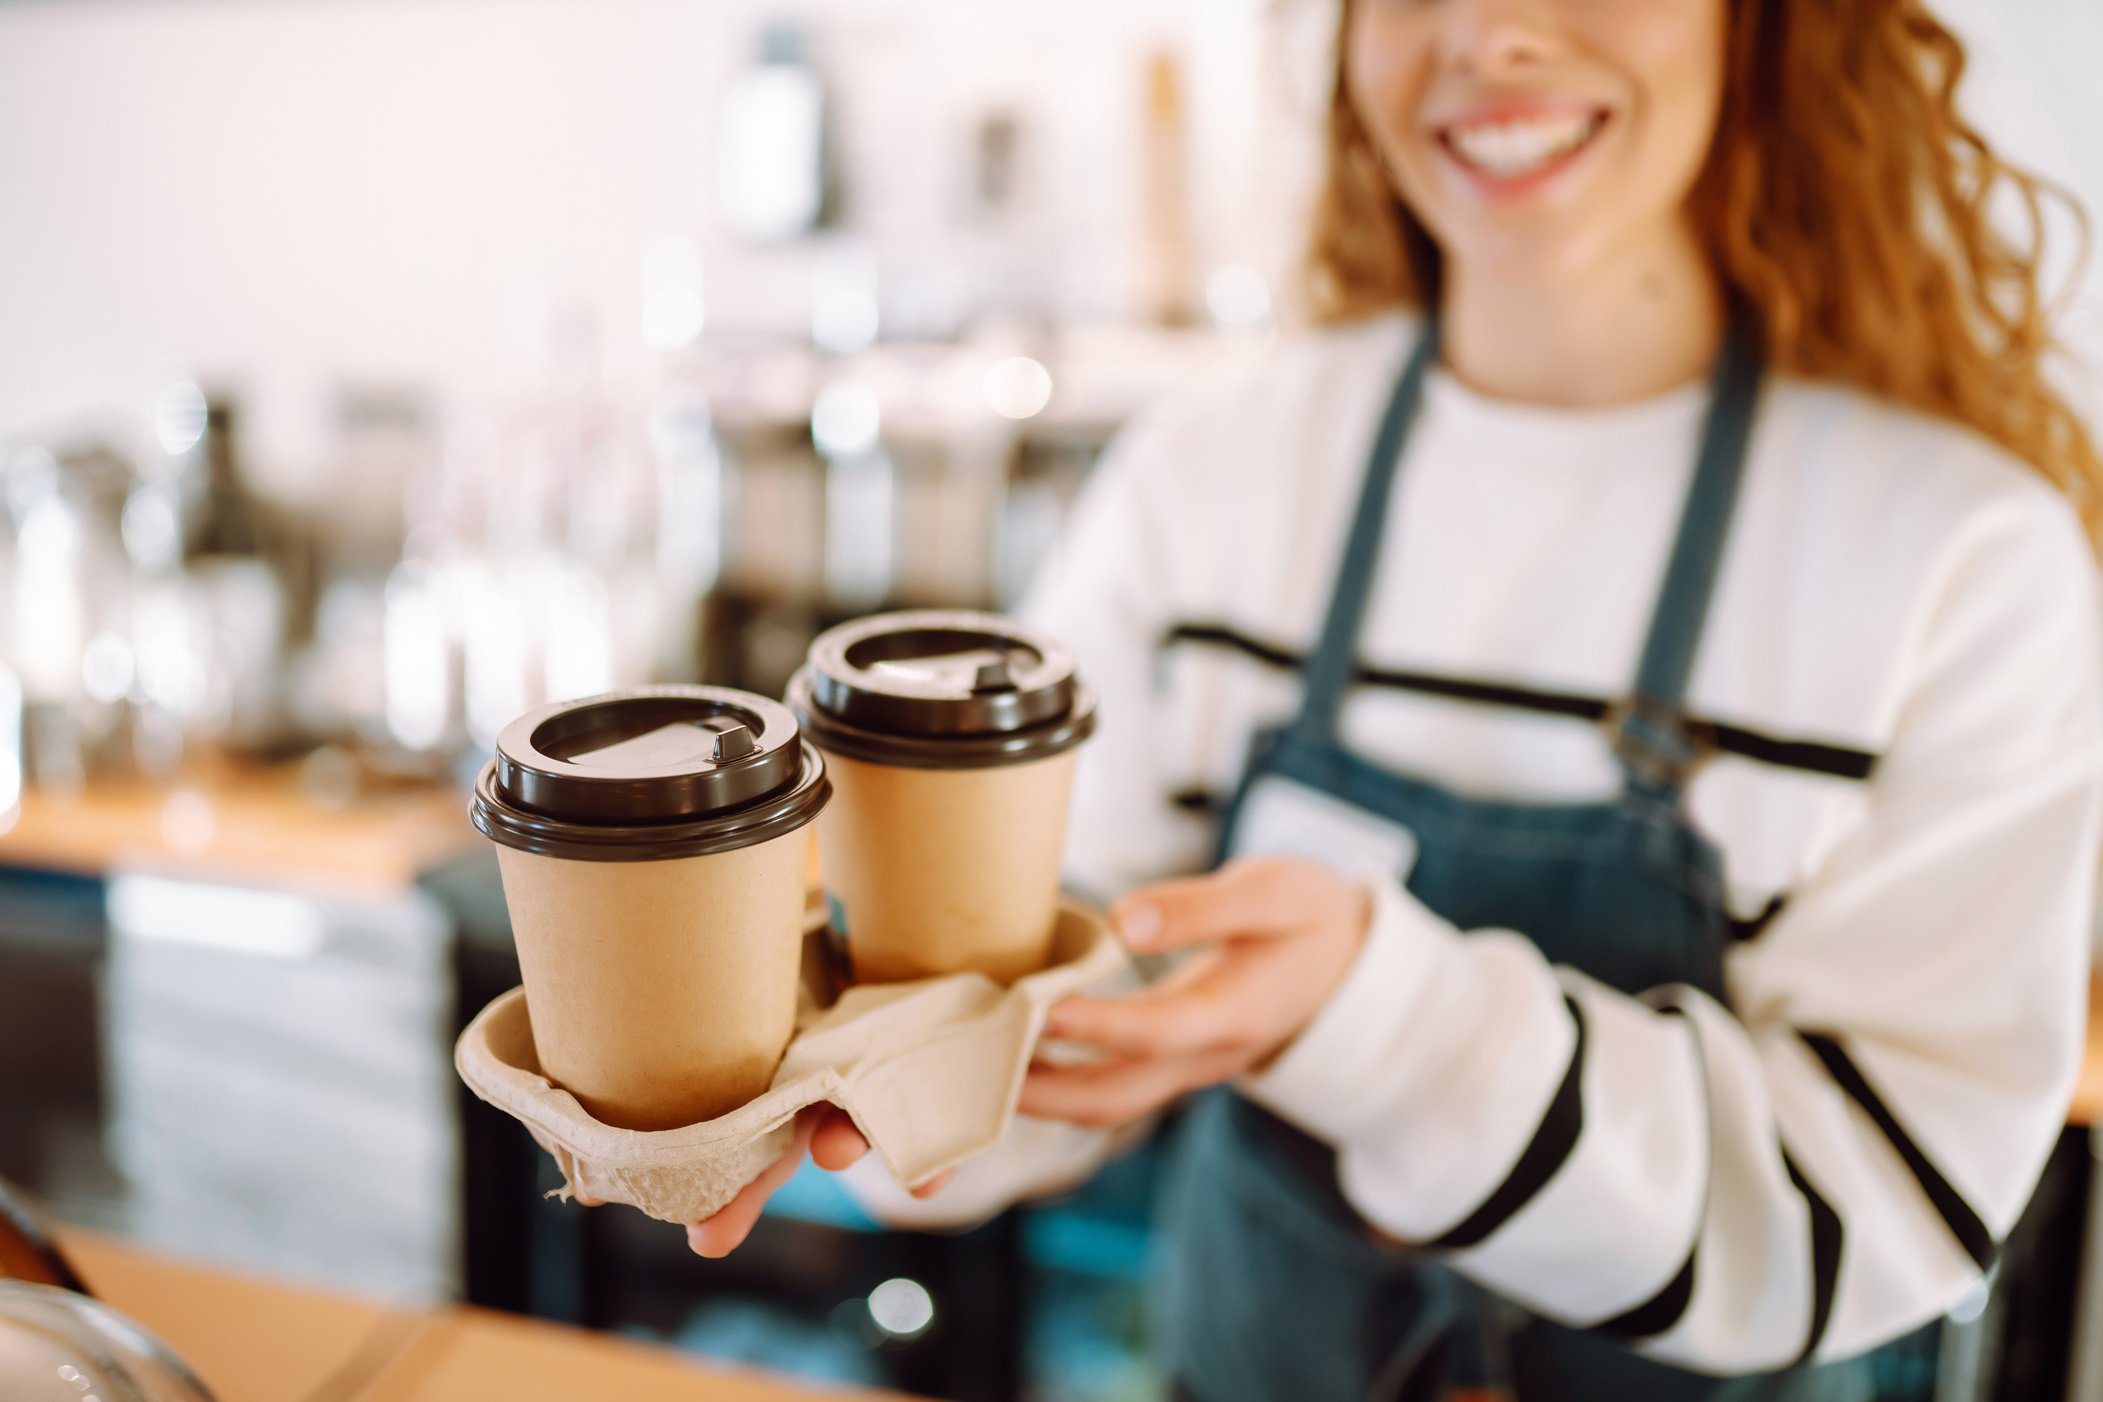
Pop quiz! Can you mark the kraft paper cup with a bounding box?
[788,611,1097,985]
[816,750,1078,984]
[471,687,830,1131]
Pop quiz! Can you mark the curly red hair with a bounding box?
[1306,0,2102,539]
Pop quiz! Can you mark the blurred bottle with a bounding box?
[325,386,438,576]
[156,387,332,756]
[119,472,192,779]
[7,449,88,712]
[185,401,264,560]
[7,445,136,789]
[382,550,461,757]
[1137,51,1197,327]
[648,384,727,680]
[453,406,542,752]
[172,399,295,754]
[972,112,1025,223]
[811,379,895,609]
[636,235,722,659]
[811,241,880,356]
[719,22,831,243]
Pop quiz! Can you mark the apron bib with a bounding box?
[1158,317,1877,1402]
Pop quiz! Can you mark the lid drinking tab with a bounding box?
[712,724,759,761]
[788,610,1097,769]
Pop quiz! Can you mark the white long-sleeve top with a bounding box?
[854,313,2103,1374]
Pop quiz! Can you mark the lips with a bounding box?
[1435,108,1610,181]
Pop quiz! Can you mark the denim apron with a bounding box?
[1156,318,1876,1402]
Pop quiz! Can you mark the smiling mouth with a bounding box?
[1436,109,1610,181]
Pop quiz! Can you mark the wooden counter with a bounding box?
[61,1233,914,1402]
[0,760,476,897]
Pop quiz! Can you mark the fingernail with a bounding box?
[1117,903,1161,948]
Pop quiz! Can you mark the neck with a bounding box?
[1438,221,1724,409]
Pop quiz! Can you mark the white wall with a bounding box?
[0,0,1321,490]
[5,0,2100,496]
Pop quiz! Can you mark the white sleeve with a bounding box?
[837,1115,1146,1231]
[1021,407,1217,903]
[1242,488,2103,1373]
[837,409,1211,1228]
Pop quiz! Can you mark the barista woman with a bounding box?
[700,1,2103,1396]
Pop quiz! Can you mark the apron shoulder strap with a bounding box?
[1289,316,1441,747]
[1286,307,1766,801]
[1611,314,1766,795]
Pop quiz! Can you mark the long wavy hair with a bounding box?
[1307,0,2103,538]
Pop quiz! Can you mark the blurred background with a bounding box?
[4,2,2103,1400]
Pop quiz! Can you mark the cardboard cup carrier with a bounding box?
[470,687,829,1131]
[459,667,1126,1223]
[456,897,1124,1223]
[788,611,1098,984]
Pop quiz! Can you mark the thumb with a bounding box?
[1111,857,1328,954]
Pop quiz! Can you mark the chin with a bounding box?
[1432,220,1616,287]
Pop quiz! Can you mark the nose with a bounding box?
[1435,0,1560,77]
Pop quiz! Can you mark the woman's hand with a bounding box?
[578,858,1366,1249]
[578,1103,953,1257]
[1017,856,1372,1130]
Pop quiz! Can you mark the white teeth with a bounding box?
[1443,112,1603,178]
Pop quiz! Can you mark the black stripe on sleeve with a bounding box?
[1799,1031,1997,1271]
[1168,787,1224,817]
[1358,663,1601,723]
[1726,894,1787,944]
[1596,1247,1699,1340]
[1709,725,1876,781]
[1159,621,1879,782]
[1164,621,1302,671]
[1594,1002,1704,1342]
[1782,1145,1845,1365]
[1428,995,1588,1250]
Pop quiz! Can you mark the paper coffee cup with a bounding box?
[787,611,1097,984]
[470,687,830,1130]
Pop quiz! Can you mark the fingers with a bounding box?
[1045,930,1336,1061]
[680,1103,943,1257]
[1044,953,1263,1059]
[1016,1046,1246,1128]
[1042,945,1218,1034]
[1114,945,1227,1000]
[686,1107,821,1258]
[1112,857,1343,954]
[909,1168,956,1199]
[809,1106,872,1172]
[813,1106,949,1199]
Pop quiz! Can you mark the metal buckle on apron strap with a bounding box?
[1600,691,1717,790]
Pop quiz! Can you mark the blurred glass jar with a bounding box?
[0,1280,215,1401]
[7,445,144,787]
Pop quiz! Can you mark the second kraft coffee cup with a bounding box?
[787,611,1097,985]
[470,686,830,1131]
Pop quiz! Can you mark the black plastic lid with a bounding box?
[787,610,1098,769]
[470,686,829,861]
